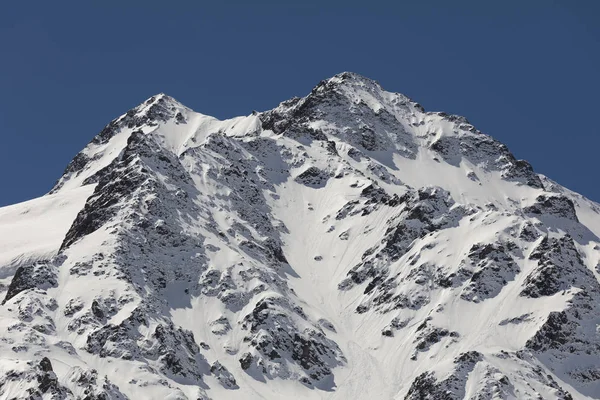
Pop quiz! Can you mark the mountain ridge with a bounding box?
[1,72,599,399]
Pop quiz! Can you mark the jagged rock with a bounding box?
[339,186,468,313]
[499,313,532,326]
[3,263,58,304]
[521,235,592,298]
[412,320,459,359]
[405,352,482,399]
[240,296,345,383]
[210,361,238,389]
[210,316,231,336]
[524,194,579,221]
[294,166,330,188]
[459,242,520,302]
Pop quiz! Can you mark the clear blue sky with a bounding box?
[1,1,599,206]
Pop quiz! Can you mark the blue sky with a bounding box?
[1,1,599,206]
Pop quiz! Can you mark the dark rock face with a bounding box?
[526,286,600,357]
[58,152,91,183]
[521,236,590,298]
[411,319,460,360]
[339,186,468,313]
[240,297,345,384]
[3,263,58,304]
[361,184,402,208]
[211,361,238,389]
[260,72,418,159]
[499,313,532,326]
[67,367,128,400]
[502,159,543,189]
[405,373,449,400]
[381,317,410,337]
[36,357,66,396]
[210,316,231,336]
[39,357,53,372]
[59,132,152,251]
[429,133,542,189]
[405,352,483,399]
[50,95,182,193]
[294,166,330,188]
[239,352,254,371]
[0,357,76,399]
[526,311,572,351]
[53,132,215,393]
[460,242,520,303]
[325,140,338,155]
[524,194,579,222]
[522,234,600,391]
[93,95,180,146]
[86,307,210,382]
[519,221,540,242]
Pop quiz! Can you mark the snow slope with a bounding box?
[0,186,94,295]
[1,72,600,399]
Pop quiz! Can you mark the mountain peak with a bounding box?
[312,71,386,96]
[3,73,600,399]
[135,92,188,115]
[327,71,378,85]
[304,71,415,115]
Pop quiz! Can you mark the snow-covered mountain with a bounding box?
[1,72,600,399]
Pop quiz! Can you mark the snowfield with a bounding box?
[1,72,599,399]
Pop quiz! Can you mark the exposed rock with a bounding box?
[3,263,58,304]
[211,361,238,389]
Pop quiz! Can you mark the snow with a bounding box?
[0,185,94,291]
[1,72,600,399]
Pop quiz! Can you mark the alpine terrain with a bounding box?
[2,72,600,400]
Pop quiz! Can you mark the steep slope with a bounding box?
[0,186,94,299]
[1,72,600,399]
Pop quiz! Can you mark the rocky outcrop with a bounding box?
[3,263,58,304]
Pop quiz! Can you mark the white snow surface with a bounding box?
[1,72,600,399]
[0,185,94,291]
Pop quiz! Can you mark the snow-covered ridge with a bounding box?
[50,93,262,194]
[1,72,600,399]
